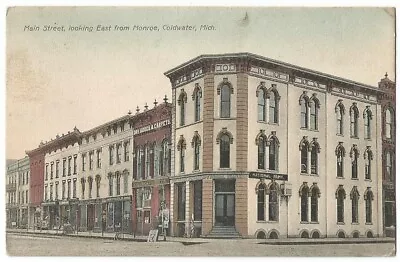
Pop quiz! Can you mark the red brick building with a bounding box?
[378,74,396,237]
[26,145,45,228]
[132,101,172,236]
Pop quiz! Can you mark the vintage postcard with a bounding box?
[5,6,396,256]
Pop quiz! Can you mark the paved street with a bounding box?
[6,233,396,256]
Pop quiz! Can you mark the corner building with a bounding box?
[165,53,384,238]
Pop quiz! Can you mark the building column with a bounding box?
[169,182,175,236]
[202,178,213,236]
[185,181,190,235]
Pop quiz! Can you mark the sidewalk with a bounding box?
[6,228,395,245]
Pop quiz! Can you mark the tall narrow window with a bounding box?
[97,150,102,168]
[365,189,373,223]
[160,140,168,176]
[269,136,278,171]
[55,161,59,178]
[269,183,279,221]
[55,182,59,199]
[50,163,54,179]
[116,144,121,163]
[109,146,114,165]
[336,187,345,223]
[351,187,359,223]
[310,141,319,175]
[257,88,266,121]
[300,97,308,128]
[89,151,94,170]
[82,154,86,171]
[257,183,265,221]
[68,158,71,175]
[311,186,319,222]
[116,173,121,195]
[62,181,65,199]
[81,178,85,199]
[45,164,48,180]
[220,84,231,118]
[300,141,308,173]
[365,149,373,180]
[336,143,345,178]
[123,172,128,193]
[336,101,345,135]
[62,160,66,177]
[73,155,77,174]
[124,142,129,162]
[351,146,359,179]
[88,176,93,198]
[194,87,201,122]
[145,146,150,178]
[385,151,394,182]
[177,137,186,173]
[178,90,187,127]
[310,99,318,130]
[108,174,113,197]
[67,180,71,199]
[385,107,394,139]
[350,104,359,137]
[95,175,101,198]
[193,136,200,171]
[269,90,278,124]
[220,134,230,168]
[258,136,266,169]
[364,108,372,139]
[72,179,76,198]
[300,185,309,222]
[136,148,142,180]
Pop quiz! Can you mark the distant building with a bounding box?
[16,157,30,228]
[131,101,172,236]
[6,161,18,228]
[165,53,385,238]
[378,74,396,237]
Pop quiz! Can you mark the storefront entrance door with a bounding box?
[87,205,94,231]
[215,194,235,226]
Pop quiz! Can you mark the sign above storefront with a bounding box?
[133,119,171,136]
[132,177,170,188]
[249,172,288,181]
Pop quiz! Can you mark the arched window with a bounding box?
[258,136,266,170]
[177,136,186,173]
[115,172,121,195]
[300,140,309,173]
[385,151,394,182]
[385,107,394,139]
[300,97,308,128]
[300,184,309,222]
[107,174,113,197]
[159,140,169,176]
[364,148,373,180]
[136,147,143,180]
[193,85,202,122]
[336,143,345,178]
[88,176,93,198]
[365,189,373,223]
[310,99,318,130]
[269,183,279,221]
[257,88,266,122]
[336,101,345,135]
[220,84,231,118]
[336,186,346,223]
[363,108,372,139]
[350,104,359,138]
[178,90,187,127]
[145,145,150,179]
[350,145,359,179]
[95,175,101,198]
[310,185,320,222]
[269,90,279,124]
[193,135,201,171]
[257,183,265,221]
[220,134,230,168]
[269,136,279,171]
[310,140,320,175]
[350,187,359,223]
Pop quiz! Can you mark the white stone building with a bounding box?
[164,53,384,238]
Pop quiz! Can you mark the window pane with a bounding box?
[301,145,308,173]
[258,139,265,169]
[221,85,231,118]
[220,135,230,168]
[258,90,265,121]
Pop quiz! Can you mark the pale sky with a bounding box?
[6,7,395,159]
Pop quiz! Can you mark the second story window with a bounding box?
[385,151,394,182]
[219,134,230,168]
[62,159,66,177]
[73,179,76,198]
[364,147,373,180]
[269,135,279,171]
[116,144,121,163]
[300,140,309,174]
[350,103,359,138]
[177,136,186,173]
[220,83,231,118]
[81,154,86,172]
[124,142,130,162]
[89,151,94,170]
[97,149,102,168]
[385,107,394,139]
[192,133,201,171]
[45,164,48,180]
[73,155,77,174]
[68,157,71,175]
[350,145,359,179]
[109,146,114,165]
[55,161,59,178]
[335,143,345,178]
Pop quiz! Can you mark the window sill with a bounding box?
[337,222,345,225]
[364,138,372,141]
[309,129,319,132]
[193,169,201,173]
[300,221,309,224]
[365,223,373,225]
[218,168,231,171]
[300,172,309,176]
[215,117,237,120]
[350,136,359,139]
[351,222,359,225]
[336,176,345,179]
[300,127,309,130]
[257,220,279,223]
[268,122,280,126]
[336,133,344,137]
[351,178,359,180]
[364,179,372,182]
[310,221,319,224]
